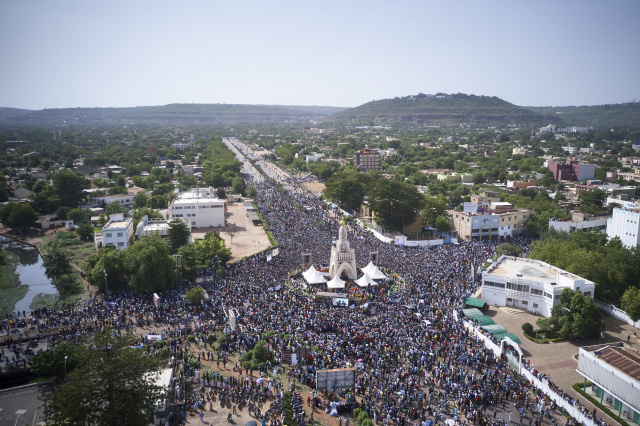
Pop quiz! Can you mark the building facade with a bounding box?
[482,256,595,317]
[170,186,226,228]
[607,207,640,248]
[355,148,381,171]
[547,160,595,182]
[450,206,530,242]
[548,211,610,234]
[100,213,134,250]
[576,343,640,424]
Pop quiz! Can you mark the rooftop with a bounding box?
[598,346,640,382]
[103,220,130,229]
[487,256,583,286]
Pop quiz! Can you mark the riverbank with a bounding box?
[0,251,28,317]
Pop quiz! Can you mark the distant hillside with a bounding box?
[330,93,563,127]
[0,107,34,121]
[526,103,640,128]
[0,104,346,127]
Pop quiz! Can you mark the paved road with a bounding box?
[0,383,50,426]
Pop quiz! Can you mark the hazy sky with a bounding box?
[1,1,638,110]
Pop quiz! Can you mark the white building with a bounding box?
[606,207,640,248]
[548,211,609,234]
[100,213,134,250]
[576,343,640,423]
[170,186,226,228]
[92,194,135,208]
[482,255,595,317]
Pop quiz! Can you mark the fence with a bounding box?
[596,301,640,328]
[520,367,598,426]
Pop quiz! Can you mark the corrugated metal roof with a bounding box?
[600,347,640,381]
[577,348,640,413]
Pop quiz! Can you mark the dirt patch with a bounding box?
[190,203,271,263]
[300,181,326,196]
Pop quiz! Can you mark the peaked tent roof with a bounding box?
[327,275,346,289]
[362,262,386,280]
[303,265,326,284]
[462,308,484,318]
[355,273,378,288]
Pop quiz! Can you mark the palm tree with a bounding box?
[43,243,73,282]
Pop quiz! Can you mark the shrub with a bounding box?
[522,323,534,334]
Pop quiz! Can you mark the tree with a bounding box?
[123,234,175,293]
[421,194,447,226]
[147,195,168,209]
[246,185,258,199]
[52,169,89,207]
[6,203,38,230]
[42,330,163,426]
[186,287,205,304]
[621,286,640,322]
[323,169,365,213]
[231,176,245,195]
[85,246,127,293]
[578,189,606,213]
[76,222,94,241]
[496,243,521,257]
[43,244,73,282]
[167,217,190,251]
[105,201,127,216]
[435,215,451,232]
[536,288,602,339]
[217,187,227,200]
[133,192,148,209]
[367,179,426,232]
[67,207,92,225]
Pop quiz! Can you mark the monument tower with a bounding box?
[328,219,357,280]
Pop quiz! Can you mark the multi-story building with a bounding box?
[450,203,531,241]
[355,147,381,171]
[170,186,226,228]
[607,207,640,248]
[548,211,610,233]
[576,343,640,423]
[482,255,595,317]
[547,160,595,182]
[99,213,134,250]
[437,172,473,183]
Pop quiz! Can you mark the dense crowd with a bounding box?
[0,138,603,426]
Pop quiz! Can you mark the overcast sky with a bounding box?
[1,0,638,110]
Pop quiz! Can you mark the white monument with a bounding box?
[329,219,357,280]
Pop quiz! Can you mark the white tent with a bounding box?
[326,275,345,289]
[361,262,386,280]
[303,265,326,284]
[355,273,378,288]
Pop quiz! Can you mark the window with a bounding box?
[192,222,196,226]
[533,303,538,308]
[521,301,528,305]
[174,214,183,217]
[117,232,123,237]
[583,291,592,296]
[531,289,543,295]
[117,242,124,247]
[106,233,112,237]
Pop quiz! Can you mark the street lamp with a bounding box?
[64,355,68,380]
[103,270,109,302]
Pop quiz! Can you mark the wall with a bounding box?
[596,301,640,328]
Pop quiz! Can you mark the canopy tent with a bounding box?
[326,275,346,289]
[361,262,387,280]
[502,333,522,344]
[474,315,496,326]
[355,273,378,288]
[462,308,484,318]
[303,265,326,284]
[464,297,488,310]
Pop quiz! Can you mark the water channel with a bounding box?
[1,235,58,313]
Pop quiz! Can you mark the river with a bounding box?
[0,236,58,313]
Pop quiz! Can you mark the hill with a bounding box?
[0,107,35,122]
[329,93,563,127]
[526,103,640,128]
[0,104,346,127]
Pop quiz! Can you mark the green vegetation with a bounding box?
[536,288,603,339]
[0,251,27,317]
[40,330,164,426]
[530,230,640,302]
[621,286,640,322]
[528,102,640,128]
[185,287,205,304]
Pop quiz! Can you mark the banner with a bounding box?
[153,293,160,309]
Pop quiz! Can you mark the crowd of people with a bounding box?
[0,138,604,426]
